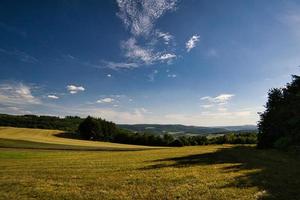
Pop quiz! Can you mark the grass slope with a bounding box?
[0,127,156,150]
[0,127,299,199]
[0,145,300,199]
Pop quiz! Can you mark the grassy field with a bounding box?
[0,127,156,150]
[0,127,300,200]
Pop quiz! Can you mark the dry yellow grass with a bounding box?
[0,127,299,200]
[0,127,157,149]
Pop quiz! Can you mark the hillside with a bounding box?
[118,124,257,135]
[0,127,157,150]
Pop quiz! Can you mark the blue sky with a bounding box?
[0,0,299,126]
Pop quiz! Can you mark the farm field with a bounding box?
[0,127,156,150]
[0,127,300,200]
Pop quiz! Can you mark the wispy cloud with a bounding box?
[201,94,235,105]
[103,60,139,70]
[164,109,254,126]
[0,82,41,105]
[105,0,178,69]
[120,38,177,66]
[159,53,176,61]
[97,97,115,103]
[66,85,85,94]
[186,35,200,52]
[0,48,38,63]
[121,38,156,64]
[156,31,174,44]
[47,95,59,99]
[117,0,177,37]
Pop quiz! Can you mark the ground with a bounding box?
[0,127,299,200]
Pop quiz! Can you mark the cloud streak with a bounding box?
[186,35,200,52]
[0,83,41,105]
[97,97,115,103]
[47,95,59,99]
[0,48,38,63]
[201,94,235,105]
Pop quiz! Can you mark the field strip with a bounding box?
[0,127,162,150]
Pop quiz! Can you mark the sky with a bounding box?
[0,0,299,126]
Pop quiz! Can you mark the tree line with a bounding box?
[0,113,257,147]
[0,114,83,132]
[78,116,257,146]
[258,75,300,149]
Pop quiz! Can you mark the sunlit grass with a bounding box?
[0,127,299,199]
[0,127,157,149]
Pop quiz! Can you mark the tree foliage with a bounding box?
[258,75,300,148]
[0,113,257,147]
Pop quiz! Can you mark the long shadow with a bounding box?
[0,138,155,152]
[142,145,300,200]
[54,132,82,140]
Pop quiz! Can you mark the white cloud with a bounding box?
[107,74,112,77]
[66,85,85,94]
[47,95,59,99]
[122,37,156,64]
[117,0,177,37]
[186,35,200,52]
[201,94,235,104]
[97,98,115,103]
[121,38,177,65]
[0,83,41,105]
[159,53,176,61]
[110,0,178,69]
[156,31,173,44]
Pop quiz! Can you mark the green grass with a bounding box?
[0,127,299,199]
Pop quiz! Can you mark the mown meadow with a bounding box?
[0,127,299,200]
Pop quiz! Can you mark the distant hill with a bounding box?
[117,124,257,135]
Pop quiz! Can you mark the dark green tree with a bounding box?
[258,75,300,148]
[78,116,102,140]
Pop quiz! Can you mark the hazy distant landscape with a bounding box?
[0,0,300,199]
[118,124,257,135]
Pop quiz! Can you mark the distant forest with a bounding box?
[0,114,83,132]
[0,113,257,146]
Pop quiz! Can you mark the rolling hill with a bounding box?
[0,127,158,150]
[118,124,257,135]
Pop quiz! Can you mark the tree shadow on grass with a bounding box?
[54,132,81,140]
[142,145,300,200]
